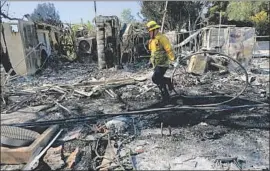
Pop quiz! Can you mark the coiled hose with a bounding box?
[170,51,249,107]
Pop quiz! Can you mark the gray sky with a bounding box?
[2,1,142,23]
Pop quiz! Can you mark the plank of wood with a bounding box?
[99,140,116,171]
[72,78,135,86]
[1,105,50,125]
[65,147,79,169]
[1,125,59,164]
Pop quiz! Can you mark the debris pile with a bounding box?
[1,52,269,170]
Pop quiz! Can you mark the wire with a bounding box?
[171,50,249,107]
[93,132,114,170]
[4,102,268,128]
[93,131,125,170]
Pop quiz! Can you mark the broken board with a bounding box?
[1,105,50,125]
[1,125,59,164]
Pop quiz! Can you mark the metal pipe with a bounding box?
[3,103,268,128]
[23,129,63,170]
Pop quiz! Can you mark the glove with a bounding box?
[172,56,182,68]
[172,61,179,68]
[147,61,152,68]
[173,62,179,68]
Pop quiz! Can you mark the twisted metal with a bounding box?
[171,50,249,107]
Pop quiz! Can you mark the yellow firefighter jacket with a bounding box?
[148,32,175,67]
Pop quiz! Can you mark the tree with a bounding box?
[120,8,136,24]
[30,2,61,26]
[0,1,20,20]
[226,2,269,35]
[140,1,205,31]
[86,20,93,30]
[250,10,269,35]
[207,2,229,23]
[205,1,269,35]
[71,21,94,32]
[226,2,263,21]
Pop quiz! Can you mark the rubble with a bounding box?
[65,147,80,169]
[99,140,117,171]
[59,126,83,142]
[105,116,130,134]
[1,125,59,165]
[43,146,65,170]
[1,17,269,171]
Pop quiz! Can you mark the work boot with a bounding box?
[160,85,170,104]
[167,79,174,92]
[165,78,178,97]
[164,77,174,92]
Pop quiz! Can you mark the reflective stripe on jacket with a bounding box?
[148,32,175,67]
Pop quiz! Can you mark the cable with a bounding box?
[3,102,268,128]
[171,50,249,107]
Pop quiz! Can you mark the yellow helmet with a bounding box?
[146,20,161,32]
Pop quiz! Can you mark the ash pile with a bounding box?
[1,21,269,170]
[1,53,269,170]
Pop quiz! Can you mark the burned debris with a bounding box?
[1,3,269,171]
[95,15,121,69]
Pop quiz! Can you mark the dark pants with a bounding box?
[152,66,171,100]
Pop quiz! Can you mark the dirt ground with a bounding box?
[121,108,269,170]
[1,57,269,170]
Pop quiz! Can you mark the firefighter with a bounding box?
[146,20,176,102]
